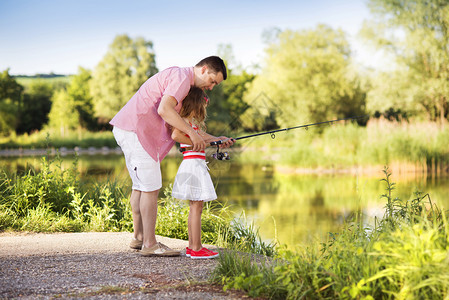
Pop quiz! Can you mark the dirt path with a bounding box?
[0,232,248,299]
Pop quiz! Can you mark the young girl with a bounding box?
[171,87,223,259]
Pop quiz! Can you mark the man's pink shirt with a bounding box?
[110,67,194,161]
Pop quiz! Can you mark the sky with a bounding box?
[0,0,381,75]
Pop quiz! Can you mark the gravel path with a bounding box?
[0,232,249,299]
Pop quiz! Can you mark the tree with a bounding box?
[207,71,255,133]
[16,81,53,134]
[0,69,23,136]
[47,89,79,137]
[90,34,158,121]
[0,69,23,104]
[47,67,97,135]
[242,25,366,129]
[205,44,256,134]
[67,67,96,130]
[362,0,449,122]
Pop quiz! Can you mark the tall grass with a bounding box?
[0,154,131,232]
[236,120,449,173]
[212,166,449,299]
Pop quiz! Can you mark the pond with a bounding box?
[2,150,448,248]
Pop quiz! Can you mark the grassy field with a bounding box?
[14,75,72,87]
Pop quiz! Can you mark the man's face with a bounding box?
[198,66,224,91]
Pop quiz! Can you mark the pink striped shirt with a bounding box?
[110,67,194,161]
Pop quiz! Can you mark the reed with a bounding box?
[236,120,449,174]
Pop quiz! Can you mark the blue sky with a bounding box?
[0,0,377,75]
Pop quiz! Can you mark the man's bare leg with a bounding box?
[140,190,159,248]
[130,189,143,241]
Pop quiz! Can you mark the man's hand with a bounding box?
[190,131,207,152]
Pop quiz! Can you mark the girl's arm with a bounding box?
[172,126,234,148]
[172,127,194,145]
[171,117,196,145]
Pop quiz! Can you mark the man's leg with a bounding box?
[130,189,143,241]
[140,190,159,248]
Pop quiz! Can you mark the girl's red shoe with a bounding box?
[190,247,219,259]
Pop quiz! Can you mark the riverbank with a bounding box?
[0,145,182,158]
[0,232,249,299]
[0,146,123,157]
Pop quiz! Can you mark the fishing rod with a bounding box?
[210,114,369,160]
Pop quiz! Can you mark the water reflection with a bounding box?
[1,154,448,248]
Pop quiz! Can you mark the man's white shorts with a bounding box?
[113,127,162,192]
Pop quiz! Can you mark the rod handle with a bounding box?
[210,140,223,146]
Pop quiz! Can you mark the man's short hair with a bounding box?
[195,56,227,80]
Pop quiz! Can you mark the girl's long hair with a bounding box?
[179,87,208,130]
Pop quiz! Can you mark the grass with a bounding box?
[14,75,72,86]
[0,152,276,256]
[0,154,131,232]
[211,166,449,299]
[1,148,448,298]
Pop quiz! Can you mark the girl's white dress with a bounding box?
[172,124,217,202]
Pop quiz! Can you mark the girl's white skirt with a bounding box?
[172,159,217,201]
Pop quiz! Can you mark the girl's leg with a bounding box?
[188,201,204,251]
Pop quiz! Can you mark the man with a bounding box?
[110,56,233,256]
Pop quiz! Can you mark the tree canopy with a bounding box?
[242,25,366,129]
[363,0,449,122]
[0,70,23,136]
[90,34,158,121]
[17,81,53,134]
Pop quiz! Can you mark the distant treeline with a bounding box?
[13,74,68,79]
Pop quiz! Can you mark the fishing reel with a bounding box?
[211,145,230,160]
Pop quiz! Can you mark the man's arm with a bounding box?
[157,95,206,151]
